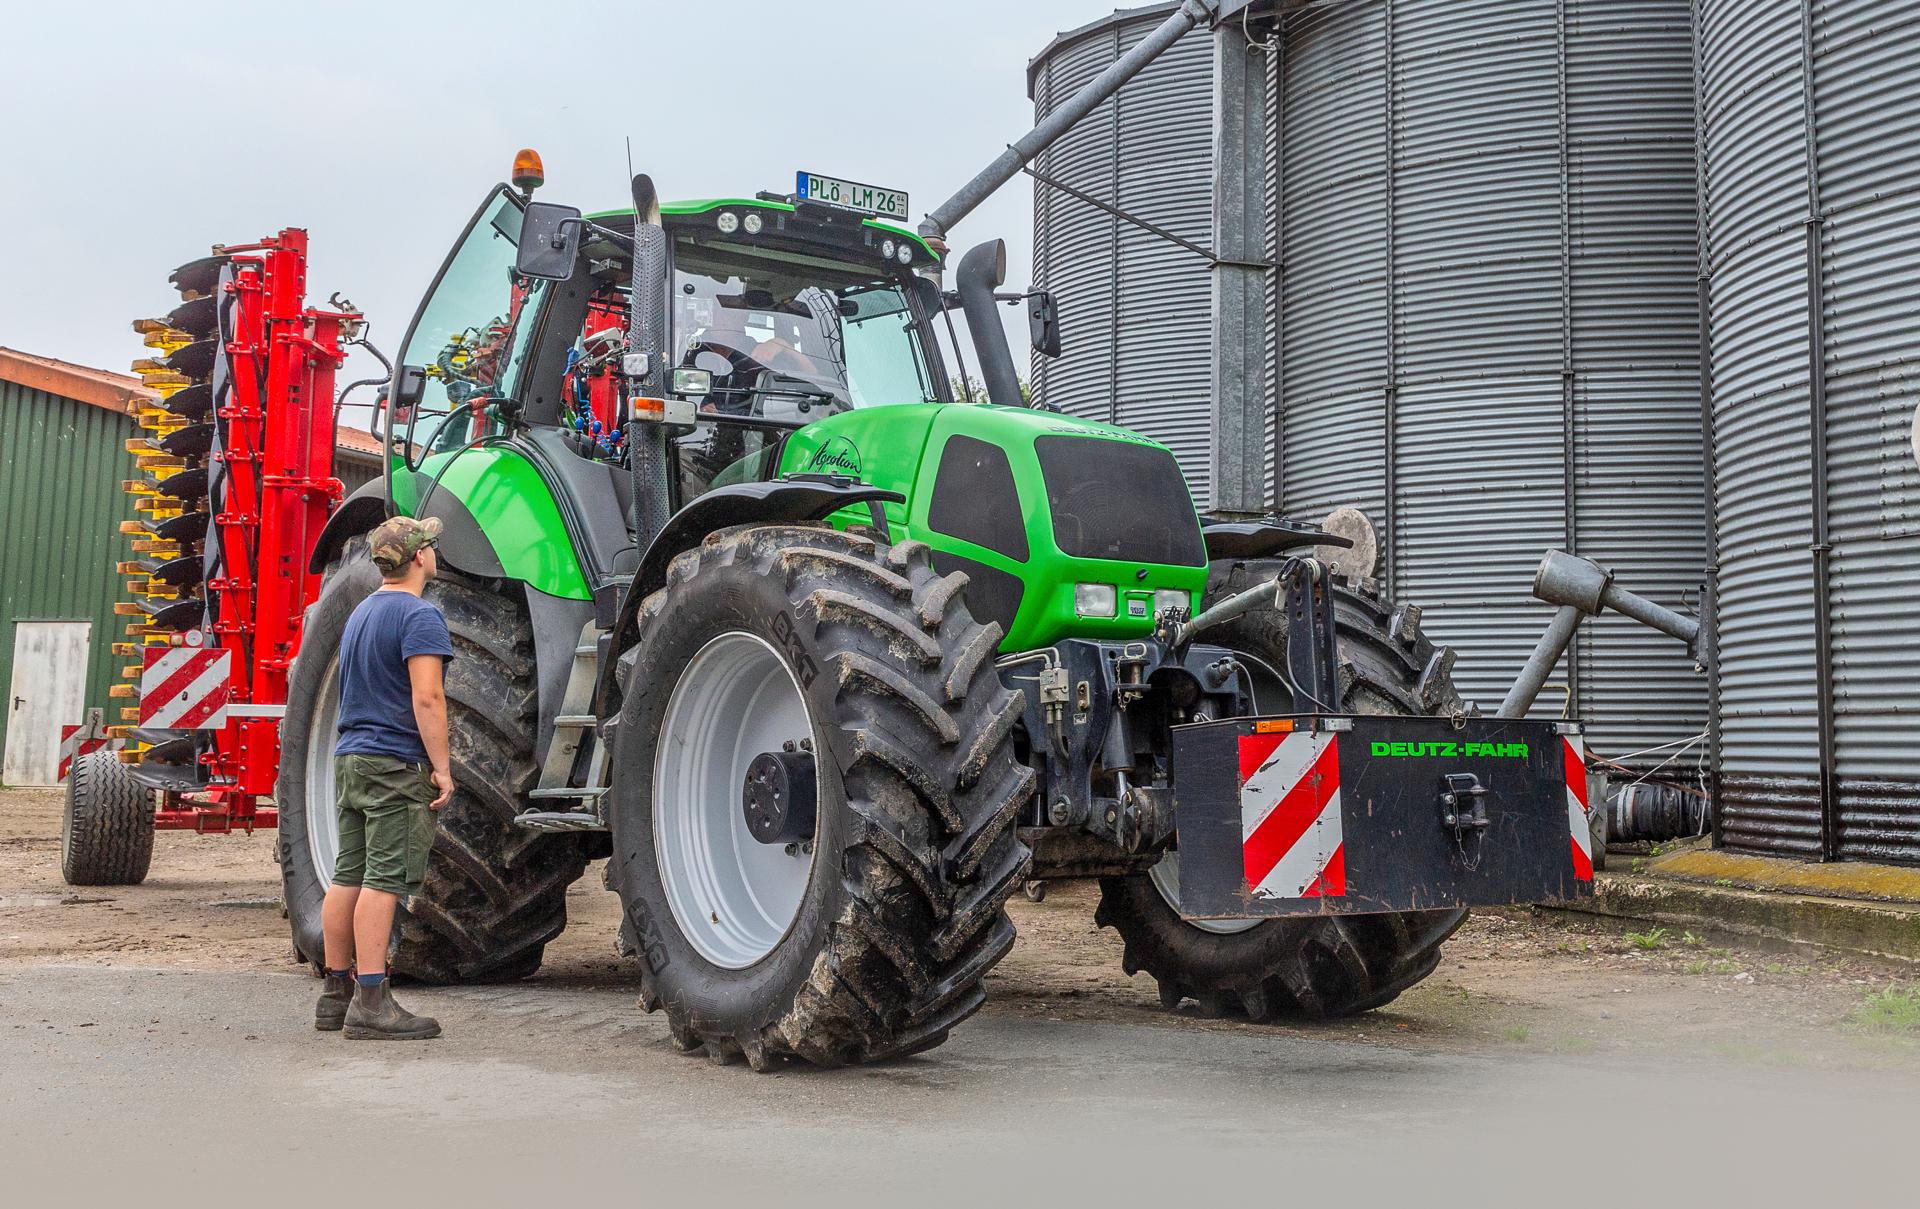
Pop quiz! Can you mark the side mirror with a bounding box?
[516,202,583,281]
[1027,290,1062,359]
[390,364,427,421]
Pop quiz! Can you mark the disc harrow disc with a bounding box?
[154,511,210,542]
[162,338,219,380]
[151,554,205,588]
[157,422,214,457]
[161,382,213,419]
[151,599,206,632]
[165,295,218,340]
[170,255,227,299]
[151,466,208,502]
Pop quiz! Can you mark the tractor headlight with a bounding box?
[716,211,740,234]
[880,238,896,261]
[896,243,914,264]
[742,212,764,235]
[1154,589,1190,618]
[1074,583,1117,618]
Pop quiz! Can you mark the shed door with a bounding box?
[4,622,92,787]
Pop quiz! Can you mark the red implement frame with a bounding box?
[153,230,354,832]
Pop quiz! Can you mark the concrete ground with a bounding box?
[5,785,1919,1205]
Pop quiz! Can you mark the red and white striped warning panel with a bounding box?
[1239,729,1346,900]
[57,710,111,783]
[1564,734,1593,882]
[140,647,232,729]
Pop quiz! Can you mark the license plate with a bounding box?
[796,172,909,220]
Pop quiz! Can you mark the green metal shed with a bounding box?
[0,349,140,785]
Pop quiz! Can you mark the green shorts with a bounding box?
[332,754,438,897]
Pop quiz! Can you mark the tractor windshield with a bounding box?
[672,240,938,420]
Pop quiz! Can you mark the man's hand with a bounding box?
[429,768,454,811]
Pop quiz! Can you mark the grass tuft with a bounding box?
[1850,987,1920,1035]
[1624,926,1670,951]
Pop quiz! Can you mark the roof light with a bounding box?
[896,243,914,265]
[742,212,764,235]
[716,211,740,234]
[511,148,545,195]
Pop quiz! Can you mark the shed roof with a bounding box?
[0,347,151,414]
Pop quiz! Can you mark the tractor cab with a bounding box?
[384,179,951,534]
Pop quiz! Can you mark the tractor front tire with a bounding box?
[277,541,592,982]
[61,748,155,886]
[1097,564,1469,1021]
[607,525,1033,1069]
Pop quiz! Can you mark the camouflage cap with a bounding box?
[369,515,443,574]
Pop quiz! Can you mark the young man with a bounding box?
[313,515,454,1040]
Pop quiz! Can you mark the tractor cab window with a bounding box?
[671,239,937,423]
[398,190,541,465]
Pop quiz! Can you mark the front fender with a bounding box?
[593,478,904,714]
[308,480,391,574]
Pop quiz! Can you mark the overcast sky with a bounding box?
[1,0,1113,417]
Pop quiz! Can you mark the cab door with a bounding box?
[389,187,533,483]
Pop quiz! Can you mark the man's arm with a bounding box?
[408,653,453,809]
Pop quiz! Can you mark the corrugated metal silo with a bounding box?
[1698,0,1920,863]
[1027,0,1709,766]
[1028,4,1218,502]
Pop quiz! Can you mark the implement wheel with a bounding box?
[1098,563,1469,1020]
[61,748,155,886]
[276,538,592,982]
[607,526,1033,1070]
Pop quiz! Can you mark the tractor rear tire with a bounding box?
[277,541,592,982]
[606,525,1033,1069]
[61,748,155,886]
[1097,562,1469,1021]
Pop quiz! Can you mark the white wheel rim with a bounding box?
[305,658,342,891]
[1147,695,1263,936]
[654,631,817,969]
[1148,851,1261,936]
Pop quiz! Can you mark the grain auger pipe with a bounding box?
[1500,550,1708,720]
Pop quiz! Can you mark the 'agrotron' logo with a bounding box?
[804,436,862,477]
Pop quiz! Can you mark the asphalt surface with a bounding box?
[5,964,1917,1206]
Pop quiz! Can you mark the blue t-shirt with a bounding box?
[334,590,455,763]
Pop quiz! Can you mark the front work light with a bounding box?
[716,211,740,234]
[742,212,764,235]
[1074,583,1117,618]
[671,367,713,397]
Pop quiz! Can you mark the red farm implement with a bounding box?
[63,230,358,883]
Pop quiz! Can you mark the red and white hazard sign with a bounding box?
[57,709,111,783]
[1565,734,1593,882]
[1239,729,1346,901]
[140,647,232,729]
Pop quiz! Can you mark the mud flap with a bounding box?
[1170,716,1593,919]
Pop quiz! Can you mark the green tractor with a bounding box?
[275,159,1590,1068]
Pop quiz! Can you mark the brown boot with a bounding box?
[342,978,441,1041]
[314,972,355,1032]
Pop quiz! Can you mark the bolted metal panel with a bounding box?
[0,382,136,760]
[1700,0,1920,863]
[1031,0,1707,767]
[1030,4,1217,502]
[1277,0,1391,526]
[1279,0,1707,761]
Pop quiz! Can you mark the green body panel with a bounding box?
[392,447,591,601]
[778,405,1207,651]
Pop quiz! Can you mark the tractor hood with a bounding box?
[779,403,1209,651]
